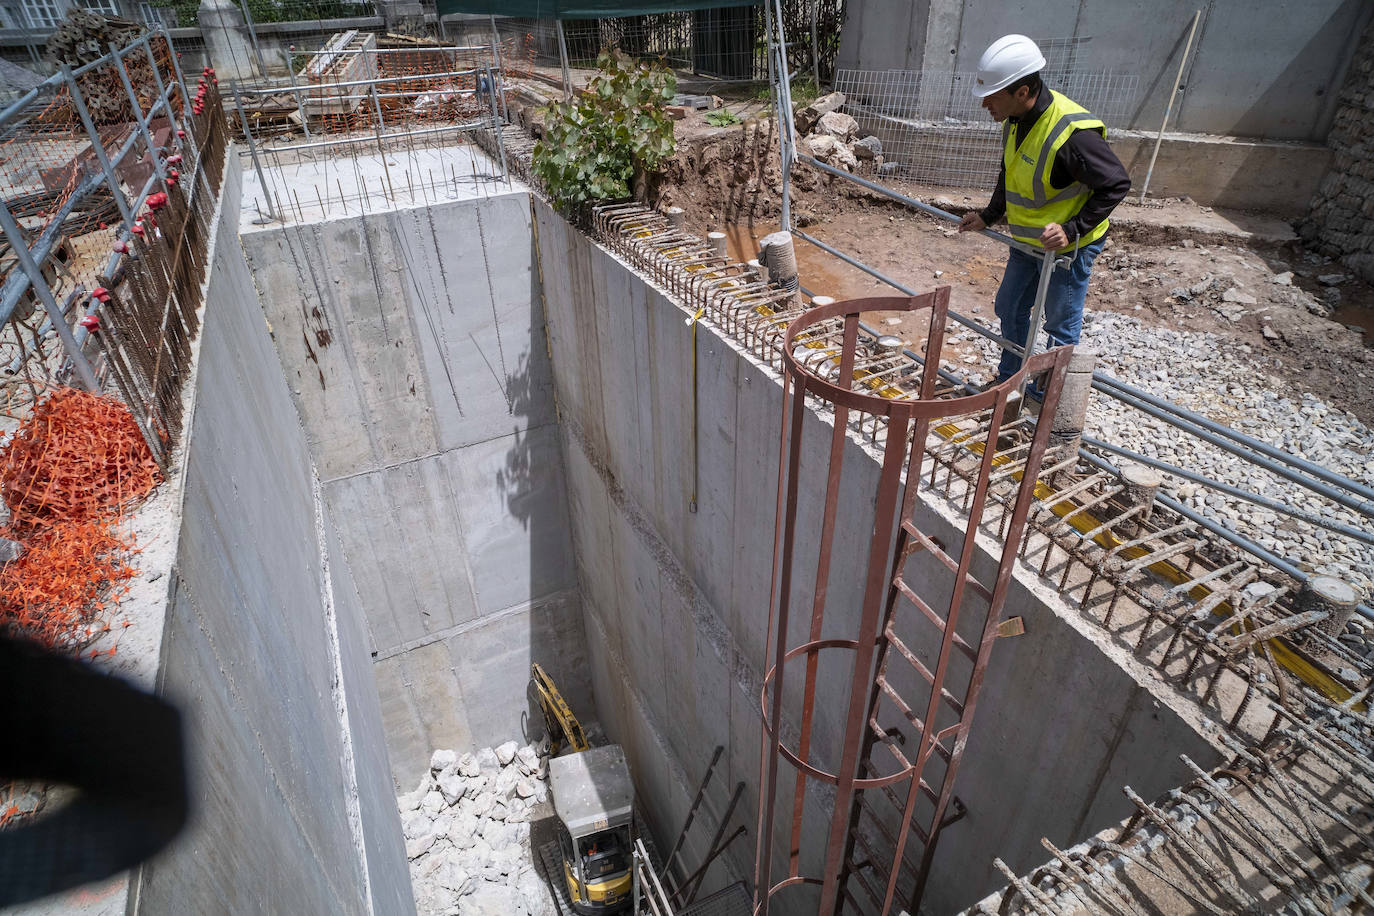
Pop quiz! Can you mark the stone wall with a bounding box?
[1301,16,1374,283]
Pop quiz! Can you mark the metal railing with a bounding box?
[0,29,226,463]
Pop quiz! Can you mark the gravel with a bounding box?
[399,742,555,916]
[945,311,1374,597]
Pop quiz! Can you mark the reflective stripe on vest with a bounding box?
[1003,90,1110,249]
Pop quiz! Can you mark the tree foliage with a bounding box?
[532,50,677,213]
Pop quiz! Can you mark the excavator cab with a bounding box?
[549,745,635,914]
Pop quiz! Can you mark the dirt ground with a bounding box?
[654,114,1374,425]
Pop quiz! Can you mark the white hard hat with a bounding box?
[972,34,1046,98]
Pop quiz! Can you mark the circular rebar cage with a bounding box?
[753,291,1073,916]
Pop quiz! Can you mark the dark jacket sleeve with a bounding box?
[980,164,1007,226]
[1053,129,1131,241]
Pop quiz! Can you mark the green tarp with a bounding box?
[437,0,759,20]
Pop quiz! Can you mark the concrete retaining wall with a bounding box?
[533,196,1221,910]
[239,187,589,792]
[837,0,1372,143]
[127,163,412,914]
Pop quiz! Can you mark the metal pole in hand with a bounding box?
[1021,248,1056,393]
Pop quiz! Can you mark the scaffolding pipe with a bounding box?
[1095,383,1374,519]
[262,119,487,154]
[1082,436,1374,547]
[0,200,99,391]
[237,66,495,95]
[1093,373,1374,505]
[234,89,279,221]
[556,19,572,99]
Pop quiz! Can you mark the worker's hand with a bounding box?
[1040,222,1069,251]
[958,212,986,233]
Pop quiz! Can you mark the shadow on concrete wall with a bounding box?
[501,218,588,749]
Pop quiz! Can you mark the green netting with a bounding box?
[437,0,759,20]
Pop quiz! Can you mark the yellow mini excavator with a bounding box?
[531,663,635,915]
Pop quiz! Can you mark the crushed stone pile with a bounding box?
[399,741,556,916]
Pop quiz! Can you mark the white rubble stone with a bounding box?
[436,857,472,895]
[416,852,447,880]
[417,885,460,915]
[460,837,494,873]
[469,792,497,818]
[450,810,480,842]
[402,811,433,840]
[438,772,467,805]
[515,745,540,775]
[405,736,559,915]
[495,740,519,766]
[491,844,524,875]
[804,134,837,159]
[793,90,845,133]
[815,110,858,142]
[853,135,882,159]
[1221,287,1257,305]
[494,767,520,798]
[406,831,438,859]
[518,869,555,916]
[481,819,512,847]
[430,749,458,772]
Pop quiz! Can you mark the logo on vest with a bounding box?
[1019,153,1034,166]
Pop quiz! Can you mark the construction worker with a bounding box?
[958,34,1130,391]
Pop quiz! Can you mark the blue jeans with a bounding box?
[994,238,1104,384]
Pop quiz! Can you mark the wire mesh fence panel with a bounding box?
[834,38,1139,191]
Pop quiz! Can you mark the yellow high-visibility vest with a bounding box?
[1002,89,1110,250]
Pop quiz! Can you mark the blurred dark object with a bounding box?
[0,634,187,907]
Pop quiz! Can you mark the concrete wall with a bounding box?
[838,0,1373,143]
[533,197,1222,910]
[1111,131,1330,217]
[240,188,589,793]
[130,164,413,914]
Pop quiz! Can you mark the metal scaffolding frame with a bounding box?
[0,29,227,462]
